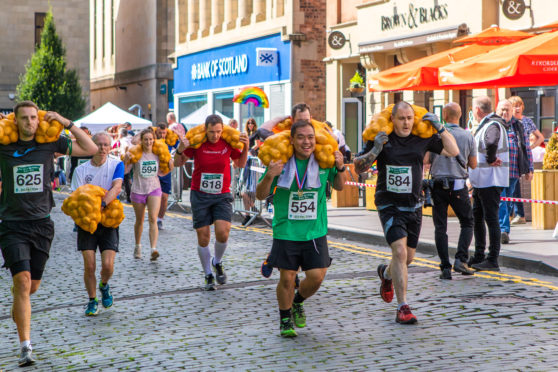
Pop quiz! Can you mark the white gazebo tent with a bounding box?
[74,102,153,133]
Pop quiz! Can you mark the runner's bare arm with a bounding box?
[232,133,250,168]
[103,179,123,205]
[256,160,283,200]
[332,151,347,191]
[45,112,98,156]
[173,135,191,167]
[439,130,459,157]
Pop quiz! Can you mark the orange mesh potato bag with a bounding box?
[61,184,106,233]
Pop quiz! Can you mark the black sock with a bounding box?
[293,291,306,304]
[89,297,96,301]
[279,308,291,320]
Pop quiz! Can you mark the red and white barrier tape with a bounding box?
[344,181,558,205]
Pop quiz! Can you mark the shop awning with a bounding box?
[453,26,533,45]
[439,30,558,89]
[367,44,499,92]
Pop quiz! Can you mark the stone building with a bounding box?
[172,0,327,128]
[0,0,89,114]
[90,0,175,124]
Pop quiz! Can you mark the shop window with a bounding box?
[270,84,286,119]
[540,95,556,139]
[214,91,234,121]
[178,94,208,129]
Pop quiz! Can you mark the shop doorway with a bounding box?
[342,98,363,153]
[511,87,558,139]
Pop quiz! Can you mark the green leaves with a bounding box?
[16,10,85,120]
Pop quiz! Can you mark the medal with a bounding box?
[295,161,308,197]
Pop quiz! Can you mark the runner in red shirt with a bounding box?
[175,114,249,290]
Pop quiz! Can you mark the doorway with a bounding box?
[342,98,363,153]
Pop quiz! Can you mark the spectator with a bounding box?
[167,112,187,139]
[495,100,533,243]
[228,119,239,130]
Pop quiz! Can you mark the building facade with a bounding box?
[0,0,89,113]
[326,0,558,153]
[172,0,327,129]
[90,0,175,124]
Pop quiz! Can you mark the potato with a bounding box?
[61,184,106,233]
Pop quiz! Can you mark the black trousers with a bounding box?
[432,182,473,270]
[123,173,132,201]
[472,186,503,264]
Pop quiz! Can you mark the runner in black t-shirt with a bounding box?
[0,101,97,367]
[354,101,458,325]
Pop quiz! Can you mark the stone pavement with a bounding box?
[1,193,558,370]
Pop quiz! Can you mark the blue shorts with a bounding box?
[159,173,172,194]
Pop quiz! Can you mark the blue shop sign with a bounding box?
[174,33,291,93]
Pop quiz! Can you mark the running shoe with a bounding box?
[212,258,227,285]
[150,249,160,261]
[204,274,216,291]
[396,305,418,324]
[85,298,99,316]
[261,254,273,278]
[292,302,306,328]
[280,317,297,337]
[99,282,113,308]
[157,220,164,230]
[377,264,394,303]
[18,346,35,367]
[134,246,142,259]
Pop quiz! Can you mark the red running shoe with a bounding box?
[396,305,418,324]
[377,264,394,303]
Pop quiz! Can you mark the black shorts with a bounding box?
[77,225,119,252]
[0,217,55,280]
[190,190,233,229]
[269,235,332,271]
[159,173,172,194]
[378,206,422,248]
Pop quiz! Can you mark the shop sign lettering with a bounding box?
[381,2,449,31]
[191,54,249,81]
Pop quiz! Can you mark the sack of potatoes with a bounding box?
[272,117,292,133]
[123,144,143,164]
[165,128,179,146]
[258,131,293,166]
[35,110,64,143]
[152,139,171,174]
[185,124,207,149]
[363,104,435,141]
[0,112,19,145]
[61,184,106,233]
[100,200,125,228]
[258,119,339,169]
[221,125,244,150]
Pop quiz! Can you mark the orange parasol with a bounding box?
[453,26,533,45]
[439,30,558,89]
[367,44,500,92]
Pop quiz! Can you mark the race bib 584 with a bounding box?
[386,165,412,193]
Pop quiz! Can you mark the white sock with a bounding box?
[197,245,213,275]
[151,246,157,251]
[214,241,227,264]
[157,217,163,222]
[21,340,31,350]
[135,244,141,249]
[397,302,408,310]
[383,266,391,280]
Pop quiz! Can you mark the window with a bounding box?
[178,95,208,129]
[270,84,286,118]
[214,91,234,121]
[35,13,46,47]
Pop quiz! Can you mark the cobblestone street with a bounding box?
[1,194,558,371]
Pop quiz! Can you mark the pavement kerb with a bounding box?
[169,202,558,278]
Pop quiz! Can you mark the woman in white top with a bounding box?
[124,128,173,261]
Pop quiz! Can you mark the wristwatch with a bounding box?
[336,165,346,172]
[66,121,74,130]
[101,201,107,208]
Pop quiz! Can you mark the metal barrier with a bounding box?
[232,156,271,226]
[167,160,192,212]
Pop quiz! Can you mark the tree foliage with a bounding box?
[16,11,86,120]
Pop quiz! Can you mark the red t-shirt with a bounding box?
[185,139,241,194]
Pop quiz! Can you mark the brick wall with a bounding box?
[292,0,327,121]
